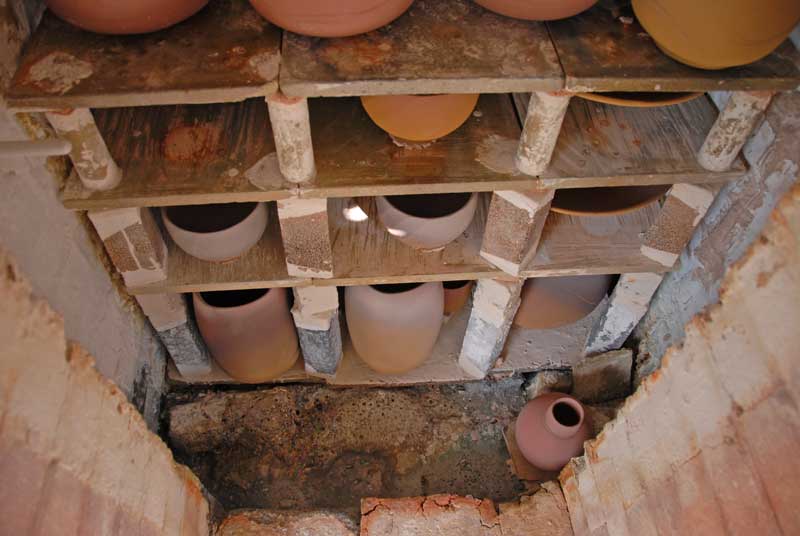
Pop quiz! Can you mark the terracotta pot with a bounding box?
[576,91,703,108]
[550,185,669,216]
[45,0,208,34]
[633,0,800,69]
[515,392,592,471]
[443,280,474,316]
[345,282,444,374]
[361,94,479,142]
[162,202,268,263]
[248,0,413,37]
[376,192,478,250]
[473,0,597,21]
[193,288,300,383]
[514,275,612,330]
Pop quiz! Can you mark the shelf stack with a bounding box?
[9,0,799,386]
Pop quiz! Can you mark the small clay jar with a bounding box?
[360,94,479,142]
[45,0,208,34]
[248,0,414,37]
[443,280,474,316]
[473,0,598,21]
[193,288,300,383]
[162,202,268,263]
[514,275,612,330]
[633,0,800,70]
[376,192,478,250]
[345,282,444,374]
[515,392,592,471]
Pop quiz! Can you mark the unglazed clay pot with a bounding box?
[345,282,444,374]
[162,202,268,263]
[376,193,478,250]
[551,185,669,216]
[633,0,800,69]
[473,0,597,21]
[444,280,474,316]
[515,392,592,471]
[248,0,413,37]
[576,91,703,108]
[45,0,208,34]
[193,288,300,383]
[514,275,613,330]
[361,94,479,142]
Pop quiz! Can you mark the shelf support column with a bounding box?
[640,183,717,270]
[277,197,334,278]
[291,286,343,376]
[46,108,122,191]
[584,273,664,356]
[480,189,554,276]
[515,91,572,176]
[135,293,213,377]
[266,92,316,183]
[87,208,212,376]
[458,278,524,379]
[698,91,773,172]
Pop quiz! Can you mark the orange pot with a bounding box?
[443,280,474,316]
[45,0,208,34]
[633,0,800,69]
[473,0,597,21]
[551,185,670,216]
[576,92,703,108]
[361,94,479,142]
[248,0,414,37]
[513,275,612,330]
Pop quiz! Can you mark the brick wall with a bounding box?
[560,184,800,535]
[0,246,210,535]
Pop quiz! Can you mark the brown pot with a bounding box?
[576,92,704,108]
[45,0,208,34]
[361,94,479,142]
[473,0,598,21]
[551,185,670,216]
[633,0,800,70]
[515,392,592,471]
[443,280,474,316]
[248,0,414,37]
[514,275,612,330]
[193,288,300,383]
[345,282,443,374]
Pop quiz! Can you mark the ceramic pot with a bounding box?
[361,94,479,142]
[443,280,474,316]
[162,202,268,263]
[45,0,208,34]
[633,0,800,70]
[193,288,300,383]
[514,275,612,330]
[550,185,669,216]
[515,392,592,471]
[473,0,597,21]
[248,0,413,37]
[345,282,444,374]
[376,192,478,250]
[576,91,703,108]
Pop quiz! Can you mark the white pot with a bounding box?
[345,282,444,374]
[161,202,268,262]
[376,193,478,250]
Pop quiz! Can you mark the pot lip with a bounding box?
[550,186,669,216]
[544,397,585,437]
[363,93,479,103]
[575,91,704,108]
[352,280,441,298]
[380,192,478,222]
[162,202,263,237]
[194,286,278,312]
[443,279,473,290]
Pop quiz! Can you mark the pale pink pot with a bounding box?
[473,0,597,21]
[193,288,300,383]
[376,193,478,250]
[513,275,612,330]
[162,202,268,263]
[248,0,414,37]
[46,0,208,34]
[515,392,592,471]
[345,282,444,374]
